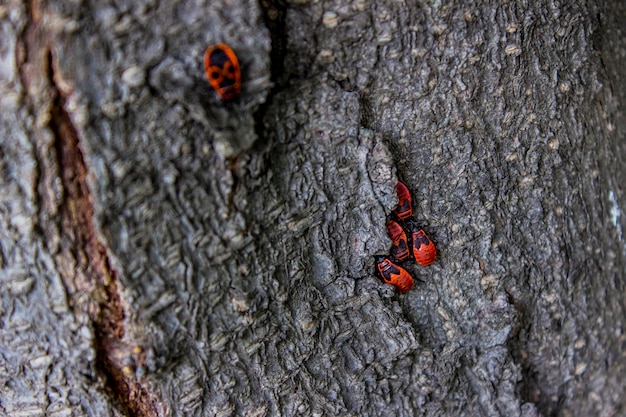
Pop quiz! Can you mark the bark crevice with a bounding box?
[47,50,161,417]
[19,4,163,412]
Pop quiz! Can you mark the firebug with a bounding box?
[393,181,413,220]
[386,220,410,261]
[374,255,414,292]
[204,43,241,100]
[409,223,436,266]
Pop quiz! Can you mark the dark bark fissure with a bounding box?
[258,0,288,90]
[253,0,288,148]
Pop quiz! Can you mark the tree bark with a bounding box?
[1,0,626,416]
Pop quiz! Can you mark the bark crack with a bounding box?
[20,1,164,415]
[253,0,288,148]
[46,51,163,417]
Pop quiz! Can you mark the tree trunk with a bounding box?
[2,0,625,416]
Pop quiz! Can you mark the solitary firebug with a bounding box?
[409,223,436,266]
[386,220,410,261]
[204,43,241,100]
[374,255,414,292]
[393,181,413,220]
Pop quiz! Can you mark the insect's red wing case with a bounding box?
[393,181,413,220]
[204,43,241,100]
[376,256,414,292]
[412,229,436,266]
[386,220,410,261]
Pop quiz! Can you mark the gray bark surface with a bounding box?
[1,0,626,416]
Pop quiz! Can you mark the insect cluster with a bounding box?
[202,45,436,293]
[374,181,436,292]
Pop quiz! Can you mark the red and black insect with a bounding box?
[409,223,436,266]
[386,220,410,261]
[374,255,414,292]
[204,43,241,101]
[393,181,412,220]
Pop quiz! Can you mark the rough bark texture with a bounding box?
[1,0,626,416]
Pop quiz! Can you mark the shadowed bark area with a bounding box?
[1,0,625,416]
